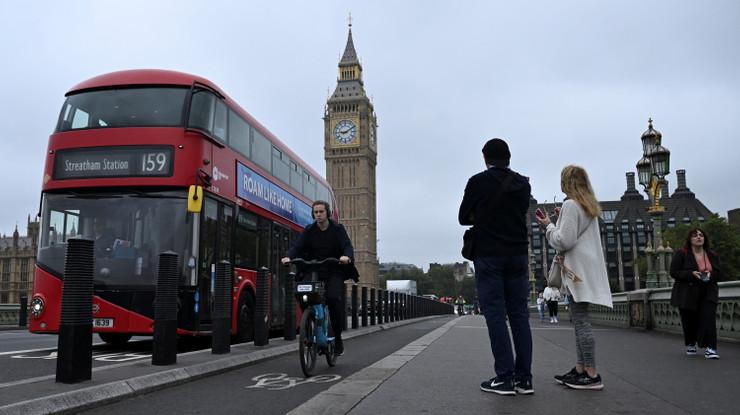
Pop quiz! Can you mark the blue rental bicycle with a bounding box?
[288,258,339,377]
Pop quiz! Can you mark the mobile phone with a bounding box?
[535,208,546,219]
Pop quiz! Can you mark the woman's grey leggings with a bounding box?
[570,298,595,367]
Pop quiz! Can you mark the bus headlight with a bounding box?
[30,296,45,318]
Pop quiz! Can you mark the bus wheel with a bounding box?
[99,332,133,346]
[235,291,255,343]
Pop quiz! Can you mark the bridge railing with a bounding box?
[579,281,740,341]
[0,304,24,327]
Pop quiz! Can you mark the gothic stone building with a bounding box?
[0,217,39,304]
[324,23,379,288]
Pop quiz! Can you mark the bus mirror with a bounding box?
[187,185,203,213]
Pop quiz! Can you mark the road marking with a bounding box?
[10,351,149,362]
[246,373,342,390]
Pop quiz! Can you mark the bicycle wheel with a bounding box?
[299,307,318,377]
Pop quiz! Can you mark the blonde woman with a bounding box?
[536,165,613,390]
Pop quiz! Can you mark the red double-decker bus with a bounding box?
[29,69,337,345]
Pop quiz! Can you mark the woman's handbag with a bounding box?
[547,258,563,288]
[547,255,582,288]
[461,228,475,261]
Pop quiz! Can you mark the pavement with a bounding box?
[2,315,738,415]
[293,315,739,415]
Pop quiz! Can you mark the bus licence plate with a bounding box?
[297,284,313,292]
[93,318,114,328]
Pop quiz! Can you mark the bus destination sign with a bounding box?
[54,146,174,179]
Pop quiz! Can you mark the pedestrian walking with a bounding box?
[536,165,613,391]
[543,286,561,323]
[669,227,724,359]
[536,293,546,322]
[459,138,534,396]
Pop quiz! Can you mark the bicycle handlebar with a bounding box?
[287,257,342,266]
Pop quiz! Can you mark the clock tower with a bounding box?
[324,20,379,287]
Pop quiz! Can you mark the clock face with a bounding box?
[333,120,357,144]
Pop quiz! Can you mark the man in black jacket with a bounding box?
[459,138,533,396]
[282,200,358,355]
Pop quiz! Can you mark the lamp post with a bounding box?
[636,118,671,288]
[528,246,537,303]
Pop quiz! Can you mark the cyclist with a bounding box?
[455,295,466,315]
[281,200,359,356]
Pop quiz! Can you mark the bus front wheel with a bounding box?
[235,291,255,343]
[98,332,132,346]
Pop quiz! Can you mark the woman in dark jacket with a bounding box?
[669,227,723,359]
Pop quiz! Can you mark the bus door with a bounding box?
[198,197,234,330]
[269,223,292,327]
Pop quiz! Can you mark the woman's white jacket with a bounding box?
[545,199,613,308]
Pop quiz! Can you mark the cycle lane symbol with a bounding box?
[246,372,342,390]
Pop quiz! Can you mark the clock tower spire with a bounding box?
[324,19,379,288]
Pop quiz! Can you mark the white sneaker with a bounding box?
[550,317,554,323]
[705,348,719,359]
[553,316,558,323]
[686,344,697,355]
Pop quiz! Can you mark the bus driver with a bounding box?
[93,217,116,257]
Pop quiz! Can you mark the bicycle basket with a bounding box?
[295,281,325,305]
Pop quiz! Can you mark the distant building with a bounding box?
[728,208,740,228]
[452,261,474,281]
[0,216,39,304]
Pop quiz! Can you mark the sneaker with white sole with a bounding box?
[554,367,579,385]
[686,344,697,356]
[480,377,516,395]
[704,348,719,359]
[564,373,604,390]
[514,378,534,395]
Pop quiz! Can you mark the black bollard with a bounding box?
[56,238,94,383]
[361,286,368,327]
[369,288,376,326]
[351,284,358,329]
[384,290,389,323]
[212,261,232,354]
[152,251,179,365]
[254,267,269,346]
[19,295,28,327]
[284,273,296,341]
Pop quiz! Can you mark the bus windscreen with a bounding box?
[56,87,188,132]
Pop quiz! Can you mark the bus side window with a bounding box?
[213,100,227,143]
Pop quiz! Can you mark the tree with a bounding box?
[662,213,740,281]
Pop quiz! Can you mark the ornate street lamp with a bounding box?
[635,118,671,288]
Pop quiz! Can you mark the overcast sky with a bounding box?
[1,1,739,270]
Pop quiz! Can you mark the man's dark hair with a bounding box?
[312,200,332,219]
[482,138,511,167]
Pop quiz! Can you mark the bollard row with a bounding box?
[345,285,455,327]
